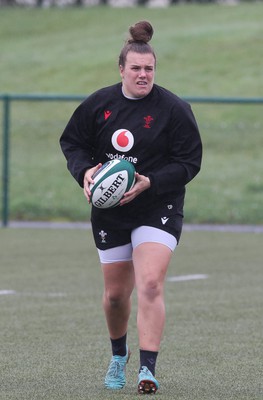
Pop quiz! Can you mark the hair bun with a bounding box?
[128,21,154,44]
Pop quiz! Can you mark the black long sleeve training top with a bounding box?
[60,83,202,226]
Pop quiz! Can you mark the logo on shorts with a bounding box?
[161,217,169,225]
[99,230,107,243]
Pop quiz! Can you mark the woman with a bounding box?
[60,20,202,394]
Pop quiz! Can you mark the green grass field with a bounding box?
[0,3,263,224]
[1,4,262,96]
[1,228,263,399]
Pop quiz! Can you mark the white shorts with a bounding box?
[97,226,177,264]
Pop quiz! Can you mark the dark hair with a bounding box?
[119,21,156,67]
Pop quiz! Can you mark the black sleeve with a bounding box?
[148,103,202,195]
[60,101,95,188]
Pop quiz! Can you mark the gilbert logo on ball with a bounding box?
[89,159,136,209]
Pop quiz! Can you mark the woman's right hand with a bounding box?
[83,163,102,203]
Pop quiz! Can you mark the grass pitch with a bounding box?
[1,228,262,399]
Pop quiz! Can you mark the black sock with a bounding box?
[140,350,158,376]
[110,333,127,356]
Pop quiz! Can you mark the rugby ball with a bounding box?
[90,159,136,209]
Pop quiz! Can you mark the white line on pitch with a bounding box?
[0,290,16,295]
[167,274,208,282]
[0,290,66,297]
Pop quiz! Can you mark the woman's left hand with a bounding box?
[120,172,151,206]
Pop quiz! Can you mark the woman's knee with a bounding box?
[139,279,163,303]
[104,288,130,308]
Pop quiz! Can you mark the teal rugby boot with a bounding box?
[104,346,131,390]
[137,366,159,394]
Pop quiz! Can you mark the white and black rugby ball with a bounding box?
[89,159,136,209]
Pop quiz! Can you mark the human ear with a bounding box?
[119,65,124,78]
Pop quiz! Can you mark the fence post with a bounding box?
[2,95,10,227]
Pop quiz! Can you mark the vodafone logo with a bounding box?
[107,129,137,163]
[111,129,134,152]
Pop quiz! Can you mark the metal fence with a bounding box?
[1,93,263,227]
[0,0,238,7]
